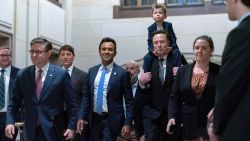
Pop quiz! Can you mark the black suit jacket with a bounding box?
[213,15,250,141]
[168,62,220,128]
[133,84,146,138]
[143,52,181,121]
[71,66,87,112]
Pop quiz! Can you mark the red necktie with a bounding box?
[36,69,43,99]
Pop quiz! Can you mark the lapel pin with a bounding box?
[49,74,53,77]
[114,72,117,75]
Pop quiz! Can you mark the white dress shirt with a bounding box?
[93,62,114,113]
[62,65,73,76]
[35,63,49,88]
[0,66,11,112]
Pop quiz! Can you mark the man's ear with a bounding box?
[46,50,53,58]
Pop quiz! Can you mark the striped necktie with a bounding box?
[36,69,43,99]
[0,69,5,110]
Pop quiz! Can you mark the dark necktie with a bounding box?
[36,69,43,99]
[96,67,106,113]
[0,69,5,110]
[159,58,165,85]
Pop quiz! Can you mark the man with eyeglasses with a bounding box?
[209,0,250,141]
[0,47,20,141]
[5,37,77,141]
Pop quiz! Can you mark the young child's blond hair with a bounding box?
[151,3,167,15]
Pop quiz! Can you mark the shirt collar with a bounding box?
[238,12,250,24]
[35,63,49,73]
[62,65,73,72]
[100,62,114,72]
[0,65,11,72]
[158,55,168,60]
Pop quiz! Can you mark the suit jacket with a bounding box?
[6,64,77,141]
[213,15,250,141]
[0,66,19,140]
[168,62,220,129]
[71,66,87,112]
[147,21,178,52]
[133,84,146,138]
[143,51,181,121]
[79,63,134,135]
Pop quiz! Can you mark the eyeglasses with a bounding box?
[29,50,46,55]
[224,0,227,4]
[0,54,11,58]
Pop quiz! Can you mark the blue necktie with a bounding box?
[0,69,5,110]
[96,67,106,113]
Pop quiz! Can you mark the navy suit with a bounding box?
[0,66,19,141]
[144,21,185,72]
[79,63,134,141]
[147,21,178,52]
[6,64,77,141]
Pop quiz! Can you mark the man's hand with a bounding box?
[76,119,87,134]
[172,67,179,76]
[153,50,160,56]
[121,125,131,139]
[139,72,152,86]
[5,124,15,139]
[64,129,74,140]
[207,108,214,122]
[208,123,220,141]
[140,134,145,141]
[166,118,176,134]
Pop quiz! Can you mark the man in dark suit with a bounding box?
[59,45,89,141]
[139,30,181,141]
[211,0,250,141]
[125,61,145,141]
[0,47,20,141]
[5,37,77,141]
[77,37,134,141]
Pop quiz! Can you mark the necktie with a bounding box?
[96,67,106,113]
[159,58,165,85]
[0,69,5,110]
[36,69,43,99]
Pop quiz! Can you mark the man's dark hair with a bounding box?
[59,45,75,56]
[30,37,52,52]
[98,37,117,52]
[242,0,250,7]
[152,30,171,41]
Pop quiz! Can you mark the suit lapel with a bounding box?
[107,64,118,93]
[90,65,100,94]
[164,53,174,86]
[188,63,197,100]
[39,64,55,101]
[151,58,162,86]
[29,66,38,103]
[71,67,78,82]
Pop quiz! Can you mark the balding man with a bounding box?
[125,61,146,141]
